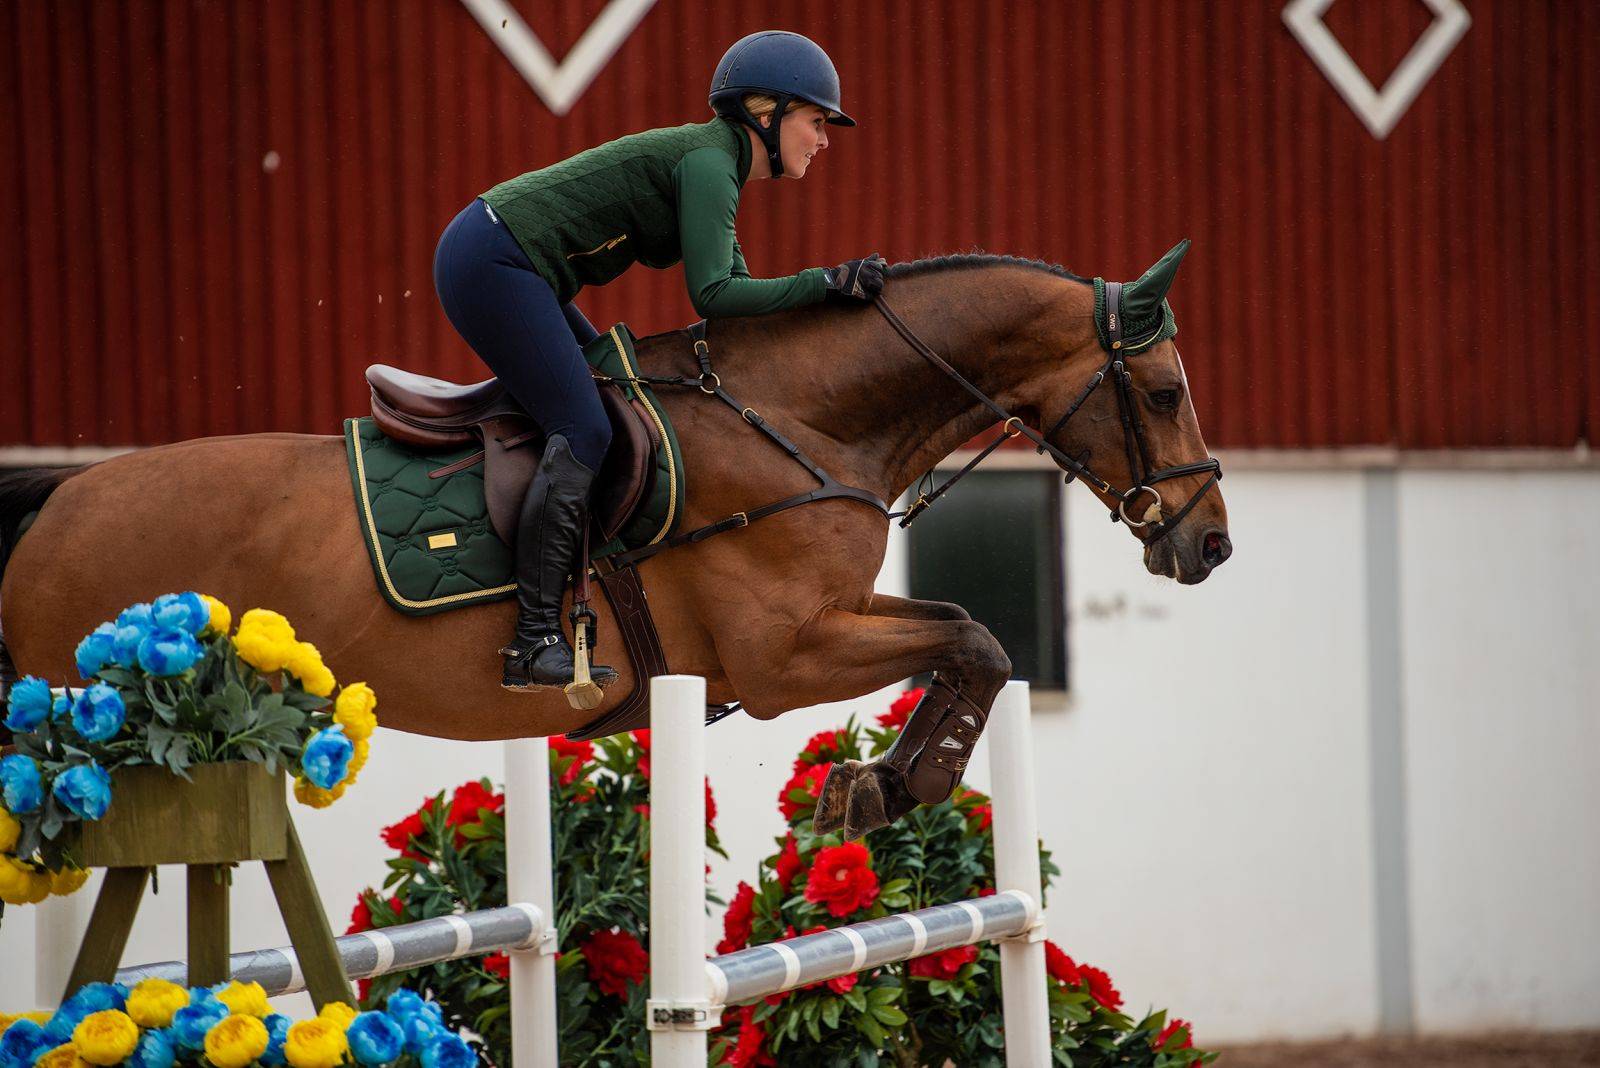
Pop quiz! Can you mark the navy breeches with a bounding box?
[433,198,613,471]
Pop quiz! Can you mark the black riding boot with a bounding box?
[500,433,619,691]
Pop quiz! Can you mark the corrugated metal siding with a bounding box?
[2,0,1595,449]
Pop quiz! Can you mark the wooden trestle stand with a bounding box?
[63,762,352,1009]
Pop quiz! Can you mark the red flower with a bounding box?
[725,1005,776,1067]
[967,803,993,831]
[448,781,505,829]
[718,882,757,955]
[548,737,594,786]
[1044,941,1082,986]
[347,894,373,934]
[791,729,849,775]
[705,779,717,830]
[380,798,437,859]
[633,802,650,818]
[778,763,831,820]
[483,952,510,980]
[877,686,925,730]
[803,841,880,917]
[580,928,649,997]
[631,729,652,778]
[357,977,372,1001]
[1155,1018,1195,1051]
[1081,964,1123,1011]
[908,943,978,980]
[771,834,803,891]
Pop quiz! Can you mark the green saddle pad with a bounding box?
[345,323,685,616]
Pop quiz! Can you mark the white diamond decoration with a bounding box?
[461,0,658,115]
[1283,0,1471,139]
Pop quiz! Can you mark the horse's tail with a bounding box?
[0,466,84,579]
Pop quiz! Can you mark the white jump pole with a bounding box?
[648,674,711,1067]
[987,680,1051,1065]
[504,737,560,1068]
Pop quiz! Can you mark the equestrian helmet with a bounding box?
[709,31,854,177]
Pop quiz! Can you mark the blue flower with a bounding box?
[301,727,354,790]
[403,1013,449,1056]
[384,989,429,1024]
[2,676,51,733]
[112,624,147,669]
[0,1018,47,1068]
[61,981,127,1015]
[117,602,155,631]
[74,623,119,680]
[71,684,126,742]
[170,998,228,1050]
[0,754,44,814]
[52,762,112,821]
[129,1028,177,1068]
[257,1014,292,1066]
[51,692,72,721]
[420,1033,476,1068]
[137,628,202,676]
[151,592,210,636]
[347,1011,406,1065]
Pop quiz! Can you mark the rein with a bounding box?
[598,287,1222,568]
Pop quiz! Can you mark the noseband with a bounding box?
[874,282,1222,544]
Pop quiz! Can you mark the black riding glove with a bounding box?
[825,253,887,303]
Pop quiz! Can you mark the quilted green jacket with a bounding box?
[481,117,828,318]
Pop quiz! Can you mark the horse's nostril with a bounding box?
[1202,530,1232,566]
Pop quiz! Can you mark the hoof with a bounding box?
[842,763,892,841]
[813,760,864,835]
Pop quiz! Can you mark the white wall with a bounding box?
[6,467,1597,1045]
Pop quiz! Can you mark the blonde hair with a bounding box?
[740,93,815,120]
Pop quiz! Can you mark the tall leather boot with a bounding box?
[500,433,619,691]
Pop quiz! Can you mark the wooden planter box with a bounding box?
[76,761,288,867]
[65,760,351,1009]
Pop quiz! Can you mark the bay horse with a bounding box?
[0,249,1230,838]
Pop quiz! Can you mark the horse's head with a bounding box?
[1035,241,1231,584]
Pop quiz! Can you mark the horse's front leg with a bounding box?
[720,605,1011,840]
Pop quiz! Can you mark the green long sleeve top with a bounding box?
[480,117,829,319]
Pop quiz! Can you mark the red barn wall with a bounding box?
[2,0,1595,450]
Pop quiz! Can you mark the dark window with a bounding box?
[907,470,1067,689]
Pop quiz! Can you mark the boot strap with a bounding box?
[500,633,562,660]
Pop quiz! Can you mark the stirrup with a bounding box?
[564,616,604,712]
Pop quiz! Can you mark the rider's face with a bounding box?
[761,104,829,179]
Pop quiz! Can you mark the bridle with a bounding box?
[876,281,1222,544]
[598,279,1223,570]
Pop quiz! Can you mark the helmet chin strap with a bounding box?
[726,92,794,178]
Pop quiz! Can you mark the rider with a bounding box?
[433,30,888,692]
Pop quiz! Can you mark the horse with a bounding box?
[0,249,1230,838]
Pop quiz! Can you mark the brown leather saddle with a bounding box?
[364,364,660,547]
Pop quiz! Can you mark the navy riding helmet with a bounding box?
[709,30,854,178]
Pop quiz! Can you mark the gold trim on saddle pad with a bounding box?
[608,324,677,544]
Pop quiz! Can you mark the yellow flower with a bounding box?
[234,609,297,672]
[0,804,19,853]
[32,1043,88,1068]
[125,978,190,1029]
[293,777,345,809]
[343,738,370,784]
[200,593,233,636]
[0,855,50,905]
[284,1017,349,1068]
[71,1010,139,1066]
[284,642,336,698]
[204,1014,270,1068]
[317,1001,358,1029]
[215,979,271,1018]
[332,682,378,741]
[49,865,89,897]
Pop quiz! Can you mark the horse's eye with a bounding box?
[1149,389,1182,411]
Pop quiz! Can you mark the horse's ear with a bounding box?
[1123,239,1191,319]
